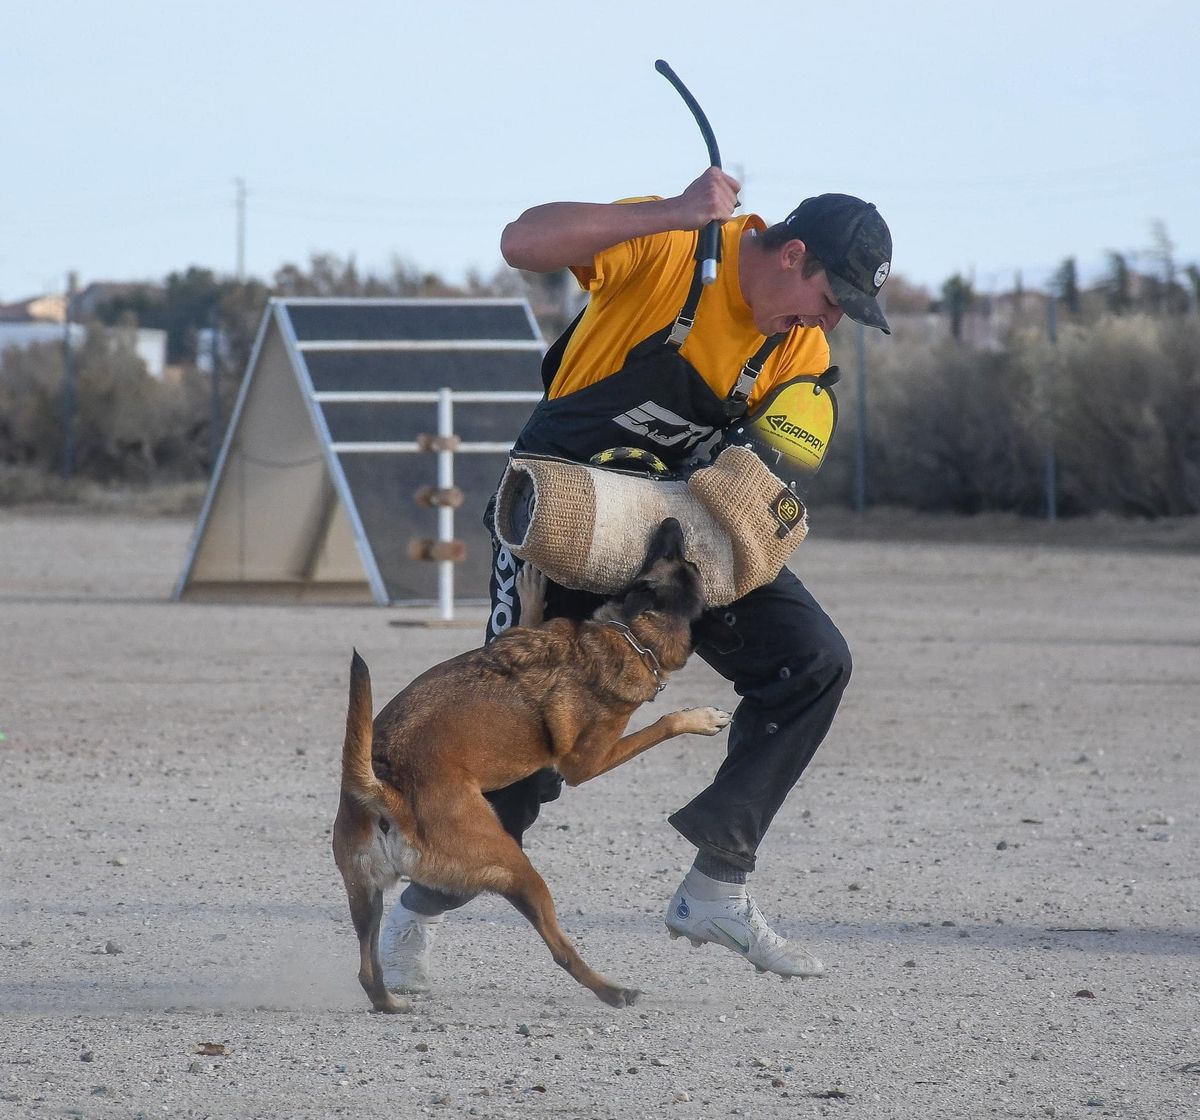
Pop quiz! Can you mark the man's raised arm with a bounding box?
[500,167,741,273]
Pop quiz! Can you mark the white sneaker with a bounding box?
[379,901,442,993]
[665,880,824,979]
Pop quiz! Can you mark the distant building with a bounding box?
[0,320,87,352]
[0,293,68,324]
[0,289,167,378]
[0,294,84,357]
[74,280,153,320]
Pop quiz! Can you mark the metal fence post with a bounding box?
[854,320,867,512]
[321,388,544,616]
[436,387,456,621]
[1044,297,1058,522]
[209,306,222,472]
[61,271,78,478]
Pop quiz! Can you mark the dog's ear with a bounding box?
[619,580,658,621]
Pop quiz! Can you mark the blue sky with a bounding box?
[4,0,1198,303]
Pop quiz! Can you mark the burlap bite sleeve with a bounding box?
[492,445,808,608]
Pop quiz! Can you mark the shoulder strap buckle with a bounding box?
[666,314,695,348]
[664,249,709,350]
[729,367,758,403]
[724,332,787,412]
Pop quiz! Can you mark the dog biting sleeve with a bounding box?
[492,446,807,607]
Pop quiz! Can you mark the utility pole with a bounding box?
[61,271,78,478]
[1044,294,1058,523]
[854,320,867,512]
[234,177,246,281]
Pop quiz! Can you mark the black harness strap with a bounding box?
[541,241,789,422]
[722,332,787,419]
[539,305,587,394]
[664,245,787,419]
[665,250,708,349]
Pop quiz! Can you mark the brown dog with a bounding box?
[333,518,731,1010]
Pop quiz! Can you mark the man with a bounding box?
[380,168,893,990]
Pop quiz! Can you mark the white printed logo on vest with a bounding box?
[611,401,714,450]
[490,545,518,636]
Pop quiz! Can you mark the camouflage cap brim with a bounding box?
[827,270,891,334]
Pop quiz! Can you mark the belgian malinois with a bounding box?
[333,518,730,1009]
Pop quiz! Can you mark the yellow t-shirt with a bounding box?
[549,205,830,408]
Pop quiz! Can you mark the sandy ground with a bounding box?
[1,508,1198,1120]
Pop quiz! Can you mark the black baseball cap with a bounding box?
[784,194,893,334]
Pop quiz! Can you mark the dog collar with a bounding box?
[603,621,667,695]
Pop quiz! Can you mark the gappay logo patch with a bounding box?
[764,414,826,455]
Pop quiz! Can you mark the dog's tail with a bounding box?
[342,650,412,829]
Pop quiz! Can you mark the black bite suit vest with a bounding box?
[515,254,784,470]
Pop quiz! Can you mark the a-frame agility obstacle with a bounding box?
[174,298,543,606]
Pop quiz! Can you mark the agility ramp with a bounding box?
[174,298,543,605]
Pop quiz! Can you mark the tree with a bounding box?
[939,273,973,341]
[96,266,227,363]
[1185,265,1200,314]
[1145,220,1192,314]
[1149,220,1176,289]
[1052,257,1080,316]
[1104,251,1132,314]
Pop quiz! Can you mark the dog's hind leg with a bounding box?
[334,802,410,1014]
[343,876,409,1014]
[420,793,640,1008]
[502,863,641,1008]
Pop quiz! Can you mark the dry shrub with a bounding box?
[0,343,64,470]
[1052,315,1200,516]
[5,310,1197,518]
[823,313,1200,517]
[1,330,215,485]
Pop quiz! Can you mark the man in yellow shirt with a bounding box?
[382,168,893,991]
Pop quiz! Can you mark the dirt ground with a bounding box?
[2,507,1198,1120]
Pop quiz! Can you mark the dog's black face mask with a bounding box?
[618,518,706,623]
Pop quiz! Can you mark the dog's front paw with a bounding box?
[516,563,548,627]
[678,707,732,736]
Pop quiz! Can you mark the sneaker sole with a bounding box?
[665,924,708,949]
[665,921,824,979]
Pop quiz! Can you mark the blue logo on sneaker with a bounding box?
[676,899,690,919]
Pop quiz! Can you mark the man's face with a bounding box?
[749,240,845,336]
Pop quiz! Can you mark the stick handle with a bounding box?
[655,59,722,286]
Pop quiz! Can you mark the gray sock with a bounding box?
[691,850,748,885]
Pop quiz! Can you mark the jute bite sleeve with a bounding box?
[492,445,808,607]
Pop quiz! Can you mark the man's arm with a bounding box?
[500,167,741,274]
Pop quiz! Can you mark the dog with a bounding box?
[333,517,731,1010]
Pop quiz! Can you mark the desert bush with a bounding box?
[822,313,1200,517]
[6,254,1196,518]
[0,331,215,484]
[0,342,69,471]
[1052,315,1200,516]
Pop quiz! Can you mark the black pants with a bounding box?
[399,541,851,915]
